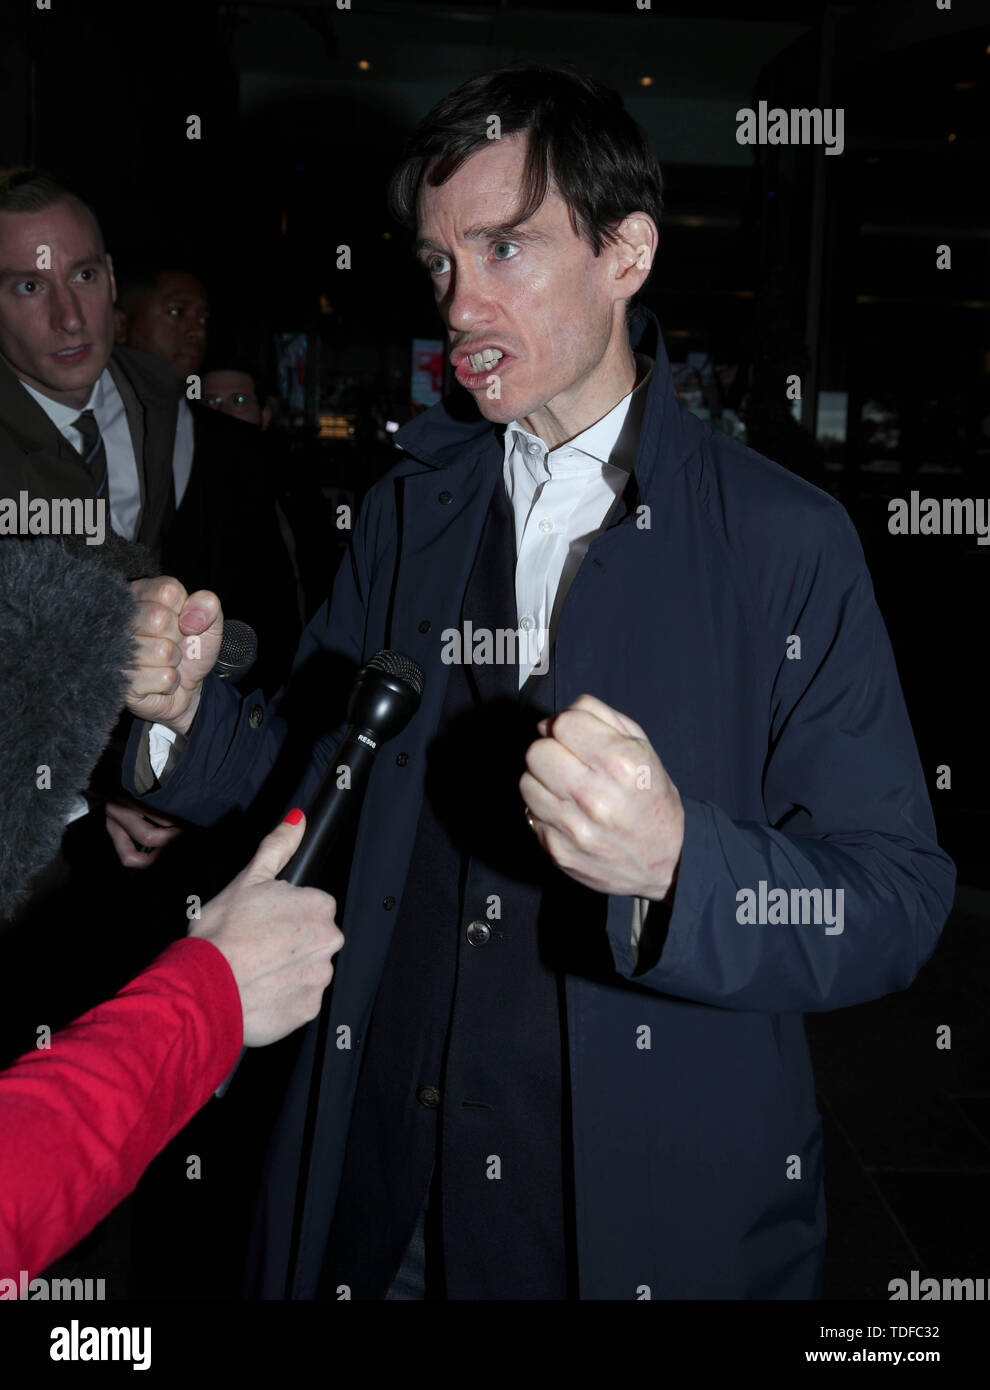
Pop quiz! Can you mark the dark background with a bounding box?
[2,0,988,1303]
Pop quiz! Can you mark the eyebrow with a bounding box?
[0,255,104,283]
[413,223,545,258]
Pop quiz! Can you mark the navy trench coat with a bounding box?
[126,308,955,1299]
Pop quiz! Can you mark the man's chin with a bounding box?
[473,392,522,425]
[18,351,109,403]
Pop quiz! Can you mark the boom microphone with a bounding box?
[279,650,425,886]
[0,539,137,921]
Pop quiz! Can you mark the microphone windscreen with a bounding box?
[0,538,137,920]
[56,529,159,582]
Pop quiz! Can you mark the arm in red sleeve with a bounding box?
[0,936,242,1283]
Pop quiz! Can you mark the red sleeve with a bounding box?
[0,936,242,1283]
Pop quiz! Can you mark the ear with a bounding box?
[106,252,118,304]
[611,213,658,297]
[261,405,272,431]
[113,306,129,344]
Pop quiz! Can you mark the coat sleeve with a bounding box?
[604,501,956,1011]
[121,489,377,827]
[0,938,241,1282]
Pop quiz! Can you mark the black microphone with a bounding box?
[279,650,425,887]
[215,619,257,682]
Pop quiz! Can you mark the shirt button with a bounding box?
[526,442,541,456]
[418,619,431,633]
[395,752,408,766]
[417,1085,441,1109]
[538,518,553,533]
[466,919,492,947]
[438,491,453,505]
[383,896,395,910]
[248,705,263,729]
[519,615,535,631]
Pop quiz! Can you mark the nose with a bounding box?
[50,282,84,335]
[444,258,495,336]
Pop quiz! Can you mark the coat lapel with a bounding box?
[460,459,521,708]
[384,431,505,710]
[0,360,93,495]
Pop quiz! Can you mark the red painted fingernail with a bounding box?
[282,808,304,826]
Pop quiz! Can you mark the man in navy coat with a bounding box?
[122,67,955,1300]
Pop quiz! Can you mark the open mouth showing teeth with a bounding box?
[467,348,504,371]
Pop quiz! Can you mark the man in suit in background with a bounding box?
[113,263,210,386]
[202,356,336,628]
[0,166,188,871]
[0,169,187,559]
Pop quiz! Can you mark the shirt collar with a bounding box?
[20,369,106,430]
[505,352,653,485]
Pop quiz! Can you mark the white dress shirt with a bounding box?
[22,368,192,540]
[505,355,651,688]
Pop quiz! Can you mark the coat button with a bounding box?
[383,896,395,910]
[395,752,408,766]
[417,1085,441,1109]
[438,491,453,505]
[418,619,431,633]
[465,919,491,947]
[248,705,263,729]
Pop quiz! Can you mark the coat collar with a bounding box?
[393,306,696,502]
[0,356,77,459]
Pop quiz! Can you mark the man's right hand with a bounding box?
[125,577,223,736]
[190,810,343,1047]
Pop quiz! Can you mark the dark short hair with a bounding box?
[388,65,663,307]
[202,357,269,404]
[113,259,208,316]
[0,167,106,253]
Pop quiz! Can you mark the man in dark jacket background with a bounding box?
[119,67,955,1300]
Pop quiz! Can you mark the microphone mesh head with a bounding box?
[367,649,425,696]
[219,619,258,667]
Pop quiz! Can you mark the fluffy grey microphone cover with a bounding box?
[0,538,138,920]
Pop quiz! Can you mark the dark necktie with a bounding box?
[73,409,109,502]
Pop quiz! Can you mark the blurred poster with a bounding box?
[276,332,310,421]
[412,339,444,408]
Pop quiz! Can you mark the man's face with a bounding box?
[202,369,268,428]
[415,133,633,440]
[0,197,116,408]
[121,271,209,380]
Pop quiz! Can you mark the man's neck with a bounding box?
[517,341,638,451]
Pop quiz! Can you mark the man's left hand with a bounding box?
[105,798,184,868]
[520,693,684,901]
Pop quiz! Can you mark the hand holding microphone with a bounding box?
[124,576,225,735]
[190,810,344,1048]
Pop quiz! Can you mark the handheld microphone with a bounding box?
[217,649,424,1097]
[215,620,258,682]
[279,650,425,887]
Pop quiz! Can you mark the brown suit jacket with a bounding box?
[0,345,179,557]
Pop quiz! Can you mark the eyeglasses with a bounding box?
[204,392,258,410]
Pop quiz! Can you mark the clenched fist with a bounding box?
[520,693,684,902]
[125,577,223,735]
